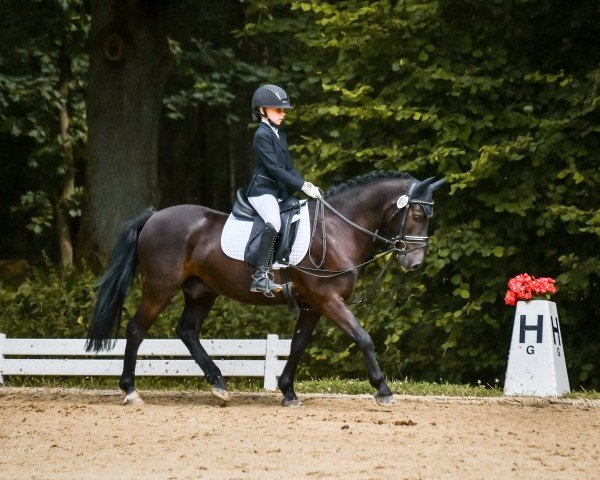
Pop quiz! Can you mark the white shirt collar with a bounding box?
[262,118,279,138]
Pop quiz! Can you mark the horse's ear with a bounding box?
[429,178,446,192]
[412,177,435,197]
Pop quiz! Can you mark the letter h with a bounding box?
[519,314,543,344]
[551,316,561,346]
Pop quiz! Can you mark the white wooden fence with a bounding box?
[0,333,291,390]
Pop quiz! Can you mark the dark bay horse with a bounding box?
[86,171,445,406]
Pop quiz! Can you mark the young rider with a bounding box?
[246,84,322,296]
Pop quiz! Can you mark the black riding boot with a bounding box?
[250,222,283,297]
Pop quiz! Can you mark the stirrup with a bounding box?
[250,271,283,297]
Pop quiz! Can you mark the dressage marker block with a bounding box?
[0,334,291,391]
[504,300,570,396]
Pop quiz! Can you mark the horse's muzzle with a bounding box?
[397,250,425,271]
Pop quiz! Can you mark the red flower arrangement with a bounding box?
[504,273,557,306]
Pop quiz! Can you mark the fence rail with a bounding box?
[0,334,291,390]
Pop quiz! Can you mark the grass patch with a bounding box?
[295,378,504,397]
[0,375,264,392]
[4,375,598,398]
[564,388,600,400]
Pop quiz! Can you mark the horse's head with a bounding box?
[385,177,445,271]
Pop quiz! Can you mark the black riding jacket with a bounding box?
[246,122,305,200]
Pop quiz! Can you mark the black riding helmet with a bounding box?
[251,84,293,121]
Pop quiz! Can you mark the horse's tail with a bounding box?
[85,208,155,353]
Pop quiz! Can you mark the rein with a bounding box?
[318,198,398,247]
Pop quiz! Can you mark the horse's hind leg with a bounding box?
[176,280,226,401]
[120,291,174,405]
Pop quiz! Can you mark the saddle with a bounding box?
[232,188,302,268]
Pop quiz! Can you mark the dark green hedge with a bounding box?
[242,0,600,387]
[0,254,597,388]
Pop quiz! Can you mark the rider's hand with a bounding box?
[302,181,323,199]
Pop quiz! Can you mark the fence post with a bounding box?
[0,333,6,385]
[263,334,278,391]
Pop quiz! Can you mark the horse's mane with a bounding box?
[324,170,414,198]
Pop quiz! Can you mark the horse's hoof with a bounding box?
[282,398,302,408]
[123,391,144,406]
[211,387,230,403]
[374,393,395,406]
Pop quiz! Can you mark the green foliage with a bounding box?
[1,0,598,390]
[0,261,295,344]
[10,190,54,235]
[240,0,600,388]
[0,256,93,338]
[9,186,84,235]
[162,0,279,125]
[0,0,89,236]
[163,38,269,123]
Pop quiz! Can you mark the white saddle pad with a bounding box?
[220,201,310,269]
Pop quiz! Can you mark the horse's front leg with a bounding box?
[321,295,395,405]
[278,309,320,407]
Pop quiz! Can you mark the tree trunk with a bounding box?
[56,39,75,268]
[81,0,172,259]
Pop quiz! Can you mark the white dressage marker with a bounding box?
[504,300,570,396]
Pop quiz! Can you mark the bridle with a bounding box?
[282,180,435,278]
[386,179,434,254]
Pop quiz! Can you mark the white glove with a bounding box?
[302,181,322,199]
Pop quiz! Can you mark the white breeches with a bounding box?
[248,194,281,232]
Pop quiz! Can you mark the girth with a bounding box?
[232,188,302,267]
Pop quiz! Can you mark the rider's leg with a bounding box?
[248,194,281,232]
[247,194,282,296]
